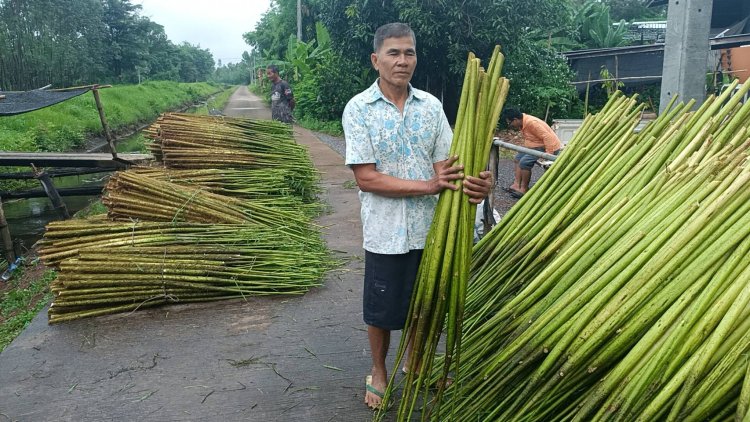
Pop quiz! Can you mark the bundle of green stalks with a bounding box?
[102,171,316,238]
[39,220,333,323]
[145,113,318,192]
[377,47,510,421]
[433,78,750,420]
[129,167,320,205]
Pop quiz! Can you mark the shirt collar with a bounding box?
[364,79,428,104]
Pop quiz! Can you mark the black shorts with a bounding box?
[363,249,423,330]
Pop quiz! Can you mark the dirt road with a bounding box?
[0,86,384,421]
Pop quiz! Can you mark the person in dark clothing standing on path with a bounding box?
[266,65,295,124]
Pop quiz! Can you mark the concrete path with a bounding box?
[0,86,397,421]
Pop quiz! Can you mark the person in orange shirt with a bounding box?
[501,108,562,197]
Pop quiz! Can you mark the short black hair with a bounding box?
[373,23,416,52]
[501,107,522,123]
[266,64,279,74]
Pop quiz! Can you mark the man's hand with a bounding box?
[428,156,464,195]
[462,170,493,204]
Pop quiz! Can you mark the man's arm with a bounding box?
[541,130,560,154]
[351,157,493,204]
[351,156,463,198]
[283,83,295,109]
[529,120,561,154]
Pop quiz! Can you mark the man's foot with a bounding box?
[365,373,387,410]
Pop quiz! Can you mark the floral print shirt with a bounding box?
[343,80,452,254]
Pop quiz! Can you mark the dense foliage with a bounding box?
[247,0,579,121]
[0,0,215,90]
[246,0,665,123]
[504,38,578,121]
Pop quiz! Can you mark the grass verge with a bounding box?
[0,262,55,352]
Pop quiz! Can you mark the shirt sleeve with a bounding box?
[343,100,376,167]
[432,109,453,163]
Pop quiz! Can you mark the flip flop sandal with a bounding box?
[365,375,386,410]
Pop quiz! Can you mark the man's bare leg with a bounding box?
[519,168,532,193]
[366,325,390,408]
[509,160,522,191]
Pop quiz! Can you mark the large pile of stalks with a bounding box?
[433,79,750,420]
[41,113,331,323]
[378,47,509,421]
[39,220,331,324]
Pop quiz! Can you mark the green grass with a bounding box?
[0,81,221,153]
[192,85,237,115]
[73,200,107,219]
[295,116,343,137]
[0,268,56,352]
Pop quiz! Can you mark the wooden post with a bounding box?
[32,165,70,219]
[92,87,118,159]
[483,144,500,236]
[0,196,16,264]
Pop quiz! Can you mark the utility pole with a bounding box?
[659,0,713,113]
[297,0,302,41]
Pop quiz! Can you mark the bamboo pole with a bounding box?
[91,87,117,160]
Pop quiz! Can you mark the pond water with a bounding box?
[4,173,106,252]
[4,131,148,253]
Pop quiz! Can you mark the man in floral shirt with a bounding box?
[342,22,493,410]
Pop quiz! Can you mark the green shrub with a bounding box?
[294,51,369,122]
[504,39,578,121]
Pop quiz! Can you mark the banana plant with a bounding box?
[284,22,331,82]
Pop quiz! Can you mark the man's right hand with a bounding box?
[428,155,464,194]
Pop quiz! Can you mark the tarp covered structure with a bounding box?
[0,88,91,116]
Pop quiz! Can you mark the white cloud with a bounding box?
[135,0,272,65]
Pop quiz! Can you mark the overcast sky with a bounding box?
[136,0,272,65]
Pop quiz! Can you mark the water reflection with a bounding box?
[4,173,108,251]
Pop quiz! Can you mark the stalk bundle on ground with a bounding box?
[377,47,510,421]
[128,167,323,216]
[435,79,750,420]
[129,166,319,202]
[39,220,333,323]
[102,170,316,238]
[145,113,318,196]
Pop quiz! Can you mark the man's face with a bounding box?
[266,69,279,82]
[508,118,522,130]
[370,36,417,89]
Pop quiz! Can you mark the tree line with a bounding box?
[245,0,664,122]
[0,0,215,91]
